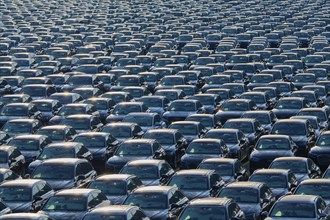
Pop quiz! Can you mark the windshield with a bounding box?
[121,165,158,179]
[271,123,306,135]
[88,180,126,195]
[179,206,226,220]
[68,77,92,85]
[37,129,64,141]
[62,118,90,130]
[142,98,163,108]
[74,136,105,148]
[256,138,291,150]
[224,122,253,133]
[32,164,74,180]
[316,134,330,147]
[205,132,238,144]
[186,142,221,154]
[58,106,86,116]
[113,105,141,115]
[38,147,75,160]
[2,122,32,134]
[102,126,131,138]
[295,184,330,199]
[144,133,175,145]
[275,100,302,109]
[123,115,152,127]
[33,102,53,111]
[170,124,198,135]
[242,113,270,124]
[124,193,167,209]
[168,102,196,111]
[270,161,307,173]
[22,87,46,97]
[1,106,28,116]
[219,187,258,203]
[83,215,126,220]
[168,175,209,190]
[116,142,152,156]
[199,163,233,176]
[270,202,315,218]
[43,196,86,211]
[221,102,248,111]
[0,186,31,201]
[250,174,287,188]
[9,139,39,151]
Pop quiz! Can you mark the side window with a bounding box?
[77,146,89,158]
[235,162,242,173]
[88,192,107,208]
[152,142,161,153]
[175,132,182,141]
[131,210,147,220]
[127,177,142,192]
[91,117,101,126]
[210,173,220,186]
[316,198,326,215]
[169,190,185,204]
[160,163,172,176]
[11,149,21,159]
[228,203,239,218]
[154,115,161,123]
[133,126,142,135]
[76,162,93,176]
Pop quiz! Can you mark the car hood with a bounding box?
[143,209,168,220]
[5,201,31,212]
[39,211,87,220]
[46,179,75,190]
[270,188,289,199]
[310,146,330,154]
[238,203,261,216]
[141,179,160,186]
[250,150,293,160]
[180,189,210,200]
[106,195,127,205]
[48,116,65,125]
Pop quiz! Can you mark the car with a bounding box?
[62,74,104,92]
[38,189,110,220]
[216,99,258,124]
[60,114,103,134]
[139,95,170,116]
[0,146,25,175]
[0,103,44,127]
[143,129,188,168]
[269,157,322,183]
[270,119,316,156]
[292,73,317,90]
[101,122,144,144]
[272,97,309,119]
[249,135,298,172]
[82,98,116,123]
[36,125,77,142]
[268,81,296,97]
[187,94,222,114]
[20,84,56,100]
[0,213,53,220]
[249,169,299,199]
[180,138,230,169]
[28,142,92,174]
[167,169,225,199]
[49,92,83,105]
[291,90,322,108]
[7,134,51,164]
[178,198,245,220]
[308,131,330,170]
[298,108,330,130]
[100,91,134,104]
[73,132,119,162]
[185,114,222,130]
[0,179,54,212]
[294,179,330,204]
[154,89,186,102]
[123,186,189,220]
[0,94,32,105]
[163,99,205,124]
[31,158,97,190]
[223,118,265,145]
[122,112,166,132]
[106,102,149,123]
[31,99,62,122]
[241,110,278,133]
[264,195,330,220]
[105,139,165,173]
[84,174,143,204]
[49,103,100,125]
[217,182,275,220]
[241,91,275,110]
[81,205,149,220]
[198,158,249,183]
[203,128,251,161]
[169,121,207,144]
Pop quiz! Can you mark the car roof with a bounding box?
[252,169,290,175]
[39,158,85,165]
[95,174,135,181]
[273,156,308,162]
[189,198,232,206]
[39,125,71,130]
[225,181,264,189]
[0,179,44,187]
[278,195,319,203]
[299,179,330,185]
[133,185,174,194]
[126,159,163,166]
[55,188,98,196]
[174,169,214,176]
[259,134,290,139]
[202,158,238,164]
[86,205,138,214]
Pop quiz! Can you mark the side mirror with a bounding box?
[260,211,268,219]
[170,203,179,210]
[24,174,30,179]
